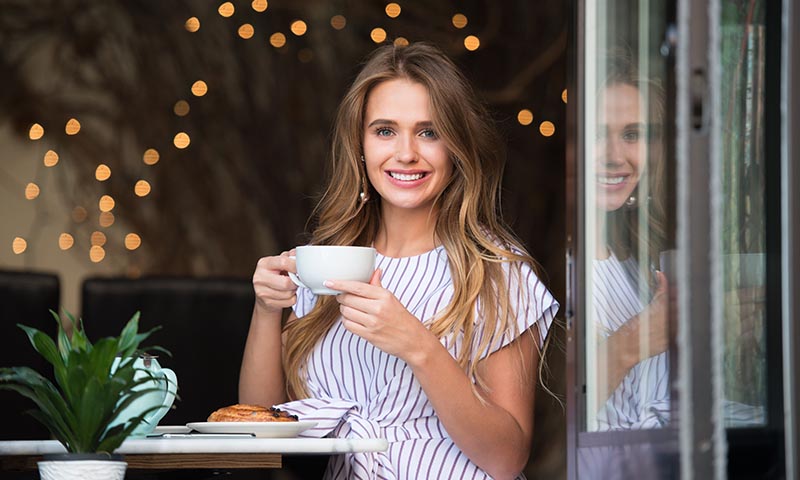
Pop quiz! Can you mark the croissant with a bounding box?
[207,403,299,422]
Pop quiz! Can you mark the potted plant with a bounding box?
[0,311,166,480]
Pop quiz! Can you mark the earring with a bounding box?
[361,155,365,162]
[625,195,637,207]
[360,191,370,202]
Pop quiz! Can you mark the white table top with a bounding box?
[0,437,388,456]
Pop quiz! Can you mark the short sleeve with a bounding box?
[477,261,559,357]
[291,285,318,318]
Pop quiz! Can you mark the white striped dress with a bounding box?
[592,253,670,431]
[279,245,559,479]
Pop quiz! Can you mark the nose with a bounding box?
[395,135,418,163]
[597,136,625,168]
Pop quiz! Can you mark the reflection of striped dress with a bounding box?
[592,253,670,431]
[279,245,559,479]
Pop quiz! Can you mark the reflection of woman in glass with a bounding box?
[592,52,670,431]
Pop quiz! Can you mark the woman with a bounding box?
[590,52,671,431]
[239,43,558,479]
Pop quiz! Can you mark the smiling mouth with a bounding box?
[388,172,427,181]
[596,175,625,185]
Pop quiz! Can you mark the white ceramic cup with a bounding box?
[288,245,376,295]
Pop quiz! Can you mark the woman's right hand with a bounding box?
[618,270,670,364]
[252,250,298,314]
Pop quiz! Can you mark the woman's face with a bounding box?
[362,78,453,217]
[595,83,648,212]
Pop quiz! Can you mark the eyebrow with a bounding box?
[366,119,435,129]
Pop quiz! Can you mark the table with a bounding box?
[0,437,388,471]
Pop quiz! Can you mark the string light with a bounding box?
[269,32,287,48]
[290,20,307,36]
[12,237,27,254]
[65,118,81,135]
[99,212,115,227]
[385,3,401,18]
[58,233,74,250]
[29,123,44,140]
[517,109,533,126]
[185,17,200,32]
[99,195,115,212]
[135,180,152,197]
[238,23,255,39]
[44,150,59,167]
[539,121,555,137]
[370,28,387,43]
[174,100,190,116]
[89,245,106,263]
[252,0,268,12]
[452,14,468,29]
[330,15,346,30]
[394,37,409,47]
[95,164,111,181]
[143,148,160,165]
[218,2,234,17]
[464,35,480,51]
[562,88,568,103]
[125,233,142,250]
[25,182,40,200]
[173,132,191,149]
[191,80,208,96]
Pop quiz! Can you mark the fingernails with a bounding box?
[323,280,333,287]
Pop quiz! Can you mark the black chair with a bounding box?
[0,269,60,441]
[80,276,255,427]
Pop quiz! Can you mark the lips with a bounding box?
[596,175,625,185]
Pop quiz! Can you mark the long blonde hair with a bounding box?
[283,42,542,399]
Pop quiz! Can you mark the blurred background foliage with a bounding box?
[0,0,566,476]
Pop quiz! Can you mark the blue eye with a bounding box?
[419,129,437,139]
[622,129,641,142]
[375,127,393,137]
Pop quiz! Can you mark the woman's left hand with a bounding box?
[325,270,434,364]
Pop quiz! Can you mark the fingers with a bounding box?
[369,268,382,286]
[324,279,380,298]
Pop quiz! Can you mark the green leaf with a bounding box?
[50,310,71,362]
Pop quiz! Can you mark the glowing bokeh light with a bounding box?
[394,37,409,46]
[25,183,40,200]
[517,109,533,126]
[95,164,111,181]
[385,3,401,18]
[125,233,142,250]
[238,23,255,39]
[218,2,234,17]
[91,231,107,247]
[539,121,556,137]
[99,211,115,227]
[143,148,160,165]
[174,100,190,116]
[135,180,151,197]
[452,13,468,29]
[90,245,106,263]
[44,150,59,167]
[99,195,115,212]
[290,20,307,36]
[370,28,387,43]
[12,237,27,254]
[191,80,208,97]
[29,123,44,140]
[562,88,568,103]
[252,0,268,12]
[464,35,480,51]
[65,118,81,135]
[330,15,346,30]
[72,206,88,223]
[270,32,287,48]
[58,233,74,250]
[173,132,191,149]
[185,17,200,32]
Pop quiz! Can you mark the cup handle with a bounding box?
[287,256,307,289]
[144,368,178,426]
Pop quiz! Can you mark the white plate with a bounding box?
[153,425,192,434]
[186,421,317,438]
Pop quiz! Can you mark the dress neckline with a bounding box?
[375,244,445,260]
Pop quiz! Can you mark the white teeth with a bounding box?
[389,172,425,181]
[597,176,624,185]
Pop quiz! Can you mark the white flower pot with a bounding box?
[38,455,127,480]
